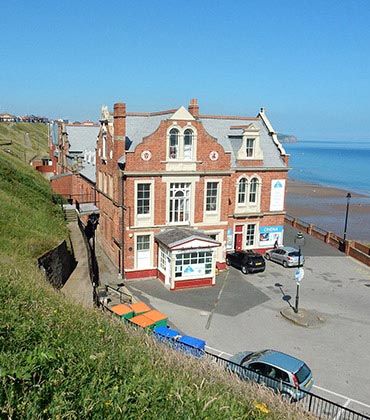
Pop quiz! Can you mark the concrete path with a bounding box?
[61,223,94,308]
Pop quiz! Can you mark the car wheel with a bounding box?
[283,261,288,268]
[265,253,270,260]
[241,266,248,274]
[226,258,230,266]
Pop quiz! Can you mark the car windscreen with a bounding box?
[295,363,311,383]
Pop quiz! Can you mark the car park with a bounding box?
[228,349,313,401]
[226,251,266,274]
[265,246,305,267]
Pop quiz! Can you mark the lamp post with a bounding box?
[343,192,351,242]
[294,232,305,314]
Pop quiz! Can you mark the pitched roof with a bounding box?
[124,106,287,168]
[155,228,219,249]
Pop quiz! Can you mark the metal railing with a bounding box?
[152,329,370,420]
[203,351,370,420]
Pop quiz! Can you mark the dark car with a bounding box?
[226,251,266,274]
[228,349,313,401]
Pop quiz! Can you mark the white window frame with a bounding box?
[174,249,213,279]
[246,138,255,157]
[235,175,261,213]
[102,134,107,159]
[205,181,220,213]
[166,124,197,161]
[135,181,154,226]
[169,128,179,159]
[245,223,257,248]
[169,182,191,225]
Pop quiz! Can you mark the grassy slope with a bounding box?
[0,122,49,163]
[0,126,309,419]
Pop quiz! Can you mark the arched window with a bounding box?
[169,183,190,223]
[249,177,258,203]
[183,129,193,160]
[169,129,179,159]
[238,178,247,204]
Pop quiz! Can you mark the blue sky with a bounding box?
[1,0,370,141]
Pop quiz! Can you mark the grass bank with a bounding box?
[0,146,311,419]
[0,122,49,163]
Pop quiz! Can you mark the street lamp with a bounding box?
[343,192,351,242]
[294,231,305,313]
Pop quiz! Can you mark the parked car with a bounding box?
[228,349,313,401]
[265,246,305,268]
[226,251,265,274]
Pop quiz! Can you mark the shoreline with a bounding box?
[286,179,370,242]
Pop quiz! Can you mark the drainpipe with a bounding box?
[120,171,125,280]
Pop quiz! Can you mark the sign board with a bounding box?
[259,225,283,247]
[269,179,286,211]
[295,268,304,283]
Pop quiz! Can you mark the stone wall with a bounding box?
[38,239,77,289]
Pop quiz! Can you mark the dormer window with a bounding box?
[167,126,196,161]
[246,138,255,157]
[234,124,263,161]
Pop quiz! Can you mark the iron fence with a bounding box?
[203,351,370,420]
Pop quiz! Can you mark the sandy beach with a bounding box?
[286,179,370,242]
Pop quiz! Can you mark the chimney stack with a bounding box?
[113,102,126,139]
[113,102,126,159]
[188,98,199,117]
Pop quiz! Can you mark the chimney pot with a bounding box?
[188,98,199,117]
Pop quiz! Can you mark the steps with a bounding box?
[63,204,78,222]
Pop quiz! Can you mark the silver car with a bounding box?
[265,246,305,268]
[228,349,313,401]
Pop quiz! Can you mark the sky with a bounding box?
[1,0,370,141]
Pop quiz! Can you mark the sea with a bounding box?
[283,139,370,242]
[284,139,370,196]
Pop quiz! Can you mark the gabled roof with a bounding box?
[155,228,220,250]
[169,106,195,121]
[123,105,287,169]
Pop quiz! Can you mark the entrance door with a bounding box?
[234,234,243,251]
[234,225,243,251]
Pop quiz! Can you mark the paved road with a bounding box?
[125,225,370,414]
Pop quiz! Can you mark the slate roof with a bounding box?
[201,117,285,168]
[155,228,220,249]
[65,125,100,153]
[124,109,286,168]
[80,162,96,183]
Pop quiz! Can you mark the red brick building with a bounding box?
[49,121,99,205]
[95,99,289,290]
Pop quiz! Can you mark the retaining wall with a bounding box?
[285,215,370,268]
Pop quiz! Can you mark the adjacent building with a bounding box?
[49,121,100,205]
[94,99,289,290]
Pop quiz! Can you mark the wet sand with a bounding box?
[286,180,370,242]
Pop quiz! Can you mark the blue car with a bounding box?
[228,349,313,401]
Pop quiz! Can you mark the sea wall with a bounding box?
[285,215,370,268]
